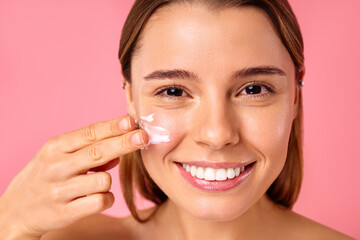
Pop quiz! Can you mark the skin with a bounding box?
[0,115,149,240]
[0,3,353,240]
[128,4,296,224]
[120,3,352,240]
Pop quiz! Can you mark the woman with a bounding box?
[0,0,353,239]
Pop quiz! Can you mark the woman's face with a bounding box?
[125,4,298,221]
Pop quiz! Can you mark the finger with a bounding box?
[64,129,149,177]
[89,158,120,172]
[65,192,115,222]
[55,115,136,153]
[55,172,112,201]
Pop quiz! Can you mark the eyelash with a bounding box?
[155,84,188,100]
[237,82,275,99]
[154,82,275,100]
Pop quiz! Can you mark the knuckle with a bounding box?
[43,161,61,181]
[96,172,111,191]
[42,137,60,155]
[49,184,62,201]
[119,134,130,152]
[87,143,102,161]
[109,119,120,135]
[82,124,97,142]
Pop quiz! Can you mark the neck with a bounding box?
[152,195,283,240]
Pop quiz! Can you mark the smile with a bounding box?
[175,161,256,191]
[181,163,245,181]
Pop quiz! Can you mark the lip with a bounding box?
[176,161,252,169]
[176,161,256,192]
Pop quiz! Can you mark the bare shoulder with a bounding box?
[40,213,140,240]
[281,210,355,240]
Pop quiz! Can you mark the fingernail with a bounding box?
[119,117,130,131]
[132,132,144,146]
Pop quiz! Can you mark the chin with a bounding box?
[178,195,255,222]
[188,206,247,222]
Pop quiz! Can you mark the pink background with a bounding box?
[0,0,359,238]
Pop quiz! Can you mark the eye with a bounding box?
[155,85,188,99]
[238,83,274,97]
[164,88,184,96]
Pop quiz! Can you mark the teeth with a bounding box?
[216,168,227,181]
[181,163,247,181]
[226,168,235,179]
[190,165,197,177]
[196,167,204,179]
[204,168,216,181]
[235,167,241,176]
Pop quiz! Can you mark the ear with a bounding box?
[122,74,138,119]
[293,83,300,120]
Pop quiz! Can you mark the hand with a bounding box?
[0,115,148,238]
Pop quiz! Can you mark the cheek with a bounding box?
[139,111,189,177]
[242,101,293,167]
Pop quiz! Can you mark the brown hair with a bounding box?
[119,0,305,222]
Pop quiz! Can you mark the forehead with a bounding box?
[132,4,294,80]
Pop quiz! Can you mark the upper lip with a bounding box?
[175,160,255,169]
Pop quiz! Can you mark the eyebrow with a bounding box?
[143,66,286,82]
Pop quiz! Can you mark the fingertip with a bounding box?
[130,129,150,148]
[128,116,136,129]
[106,191,115,208]
[118,115,136,132]
[141,130,150,146]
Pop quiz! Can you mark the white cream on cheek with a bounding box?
[138,113,170,146]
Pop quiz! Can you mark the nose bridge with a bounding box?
[192,92,239,150]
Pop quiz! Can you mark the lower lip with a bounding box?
[176,162,255,192]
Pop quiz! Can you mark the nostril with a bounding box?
[197,136,239,150]
[196,126,240,150]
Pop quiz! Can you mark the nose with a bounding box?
[191,96,240,150]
